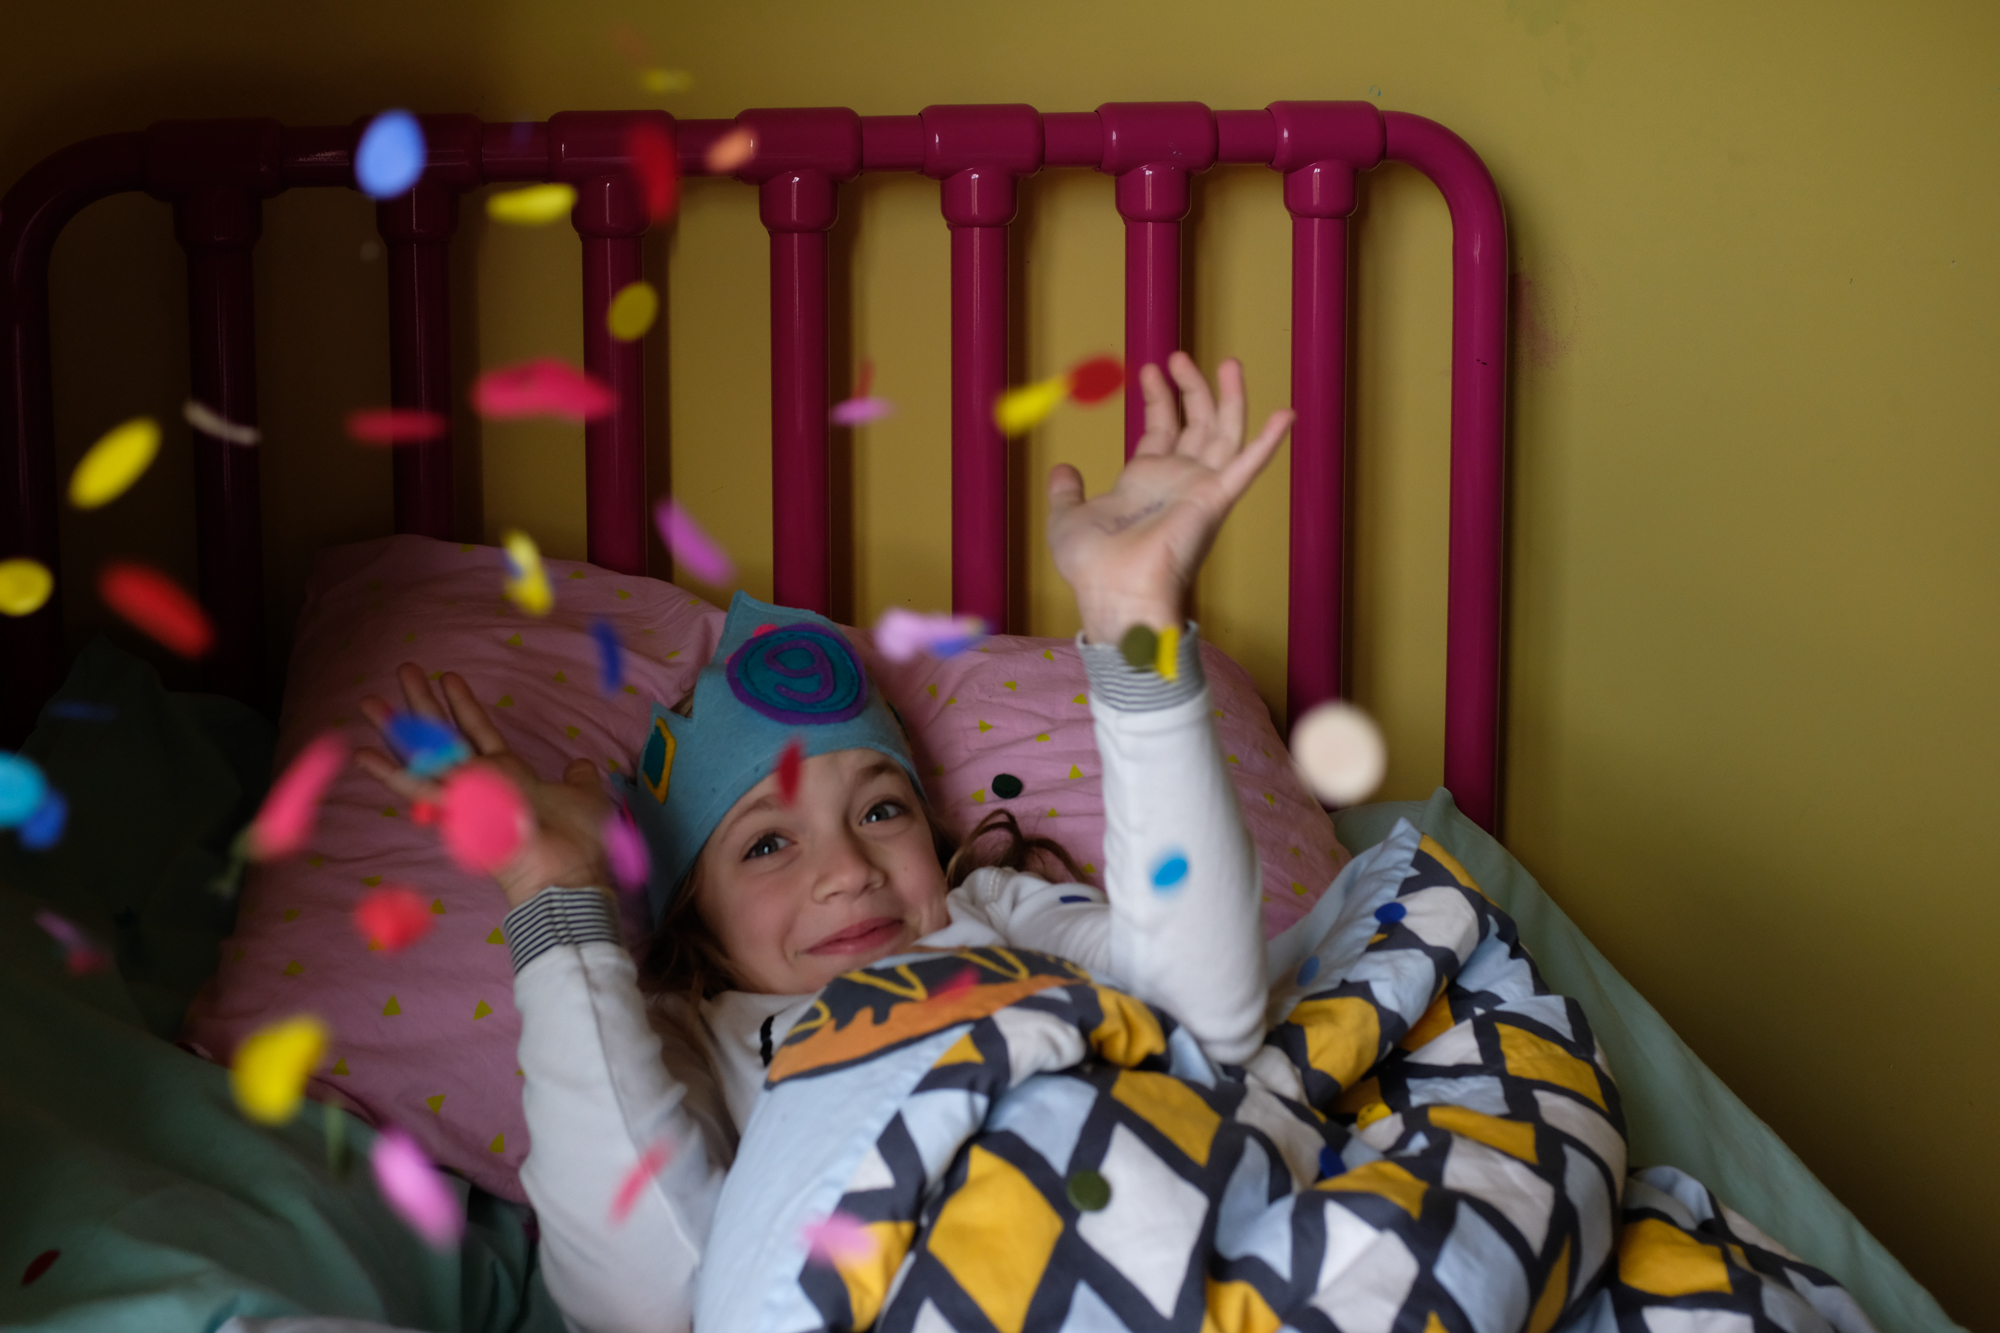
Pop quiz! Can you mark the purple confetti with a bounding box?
[591,619,623,693]
[603,806,651,892]
[829,396,895,427]
[370,1126,464,1249]
[653,499,735,586]
[872,608,988,663]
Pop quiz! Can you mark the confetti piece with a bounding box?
[384,713,470,778]
[1066,354,1123,404]
[609,1139,675,1224]
[487,183,576,225]
[591,618,623,692]
[46,700,116,722]
[855,360,875,398]
[1155,624,1181,681]
[371,1127,465,1249]
[776,739,804,806]
[0,558,53,617]
[625,121,680,223]
[183,398,260,446]
[653,498,735,585]
[20,1250,59,1286]
[252,732,349,859]
[607,281,660,341]
[993,375,1070,435]
[345,407,448,445]
[98,561,213,658]
[1118,624,1157,671]
[354,886,433,951]
[604,805,651,891]
[356,110,426,200]
[19,788,67,851]
[0,752,48,826]
[438,766,530,873]
[930,965,979,1003]
[33,910,110,976]
[872,608,987,662]
[1289,701,1387,806]
[641,68,694,94]
[830,396,895,427]
[1151,851,1189,890]
[802,1211,875,1266]
[231,1014,329,1125]
[501,529,554,616]
[472,358,616,422]
[70,417,160,509]
[704,126,758,173]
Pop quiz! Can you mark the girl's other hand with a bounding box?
[357,663,612,909]
[1046,352,1293,644]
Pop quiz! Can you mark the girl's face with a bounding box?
[692,747,950,996]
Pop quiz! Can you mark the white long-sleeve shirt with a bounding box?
[506,629,1266,1333]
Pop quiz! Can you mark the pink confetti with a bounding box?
[471,359,616,422]
[370,1126,464,1249]
[603,806,651,892]
[776,739,803,807]
[252,733,349,859]
[183,399,261,446]
[802,1211,875,1266]
[345,408,448,445]
[609,1138,676,1224]
[438,766,530,874]
[353,886,433,951]
[830,396,895,426]
[33,910,111,976]
[930,965,979,1003]
[653,499,735,586]
[872,608,987,663]
[704,126,758,173]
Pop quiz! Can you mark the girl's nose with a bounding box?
[811,828,883,902]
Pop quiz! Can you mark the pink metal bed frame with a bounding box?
[0,102,1508,831]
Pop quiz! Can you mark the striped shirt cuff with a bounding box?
[1077,622,1206,712]
[503,888,623,974]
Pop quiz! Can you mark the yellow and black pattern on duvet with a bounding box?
[750,827,1633,1333]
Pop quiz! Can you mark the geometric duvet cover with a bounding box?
[695,820,1875,1333]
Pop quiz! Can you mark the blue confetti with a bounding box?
[1374,901,1407,924]
[1150,852,1189,891]
[383,713,470,778]
[47,700,116,722]
[0,752,48,828]
[1318,1144,1344,1179]
[1297,955,1320,985]
[1058,894,1092,904]
[591,618,623,693]
[19,788,67,851]
[355,110,426,200]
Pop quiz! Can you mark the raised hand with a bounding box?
[1046,352,1293,644]
[357,663,611,908]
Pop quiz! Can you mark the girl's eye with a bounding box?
[862,800,906,825]
[745,833,789,860]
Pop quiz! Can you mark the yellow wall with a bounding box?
[6,0,1996,1320]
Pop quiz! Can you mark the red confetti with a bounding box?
[855,359,874,398]
[354,886,433,951]
[776,739,804,806]
[625,122,680,223]
[438,766,530,873]
[930,965,980,1003]
[345,407,448,445]
[98,561,213,658]
[411,799,438,826]
[609,1138,675,1224]
[20,1248,59,1286]
[252,732,349,859]
[472,359,616,422]
[1066,355,1123,404]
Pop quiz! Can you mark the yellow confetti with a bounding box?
[501,529,553,615]
[69,417,161,509]
[230,1015,329,1125]
[641,68,694,94]
[0,558,53,616]
[487,183,577,226]
[993,375,1070,435]
[1155,624,1181,680]
[607,281,660,341]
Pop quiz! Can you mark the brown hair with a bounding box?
[636,806,1085,1005]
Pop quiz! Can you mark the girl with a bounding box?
[357,354,1294,1333]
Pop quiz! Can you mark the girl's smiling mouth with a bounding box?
[805,916,905,956]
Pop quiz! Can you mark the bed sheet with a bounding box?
[1334,790,1961,1333]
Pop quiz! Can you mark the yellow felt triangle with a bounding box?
[331,1058,349,1075]
[616,589,631,599]
[568,569,584,579]
[1068,765,1082,779]
[1003,681,1017,691]
[977,720,993,732]
[487,927,505,944]
[431,898,446,914]
[383,995,402,1015]
[283,960,304,976]
[490,1132,507,1152]
[368,939,383,951]
[565,725,581,739]
[1043,649,1054,660]
[426,1094,444,1114]
[552,670,567,683]
[505,633,522,646]
[282,908,300,921]
[1072,694,1086,705]
[971,789,986,804]
[362,875,383,887]
[926,684,937,698]
[496,695,515,707]
[473,999,493,1020]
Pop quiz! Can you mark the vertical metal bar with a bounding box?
[1121,208,1183,456]
[949,217,1009,629]
[575,172,649,575]
[176,184,265,707]
[379,180,458,539]
[763,172,836,613]
[1287,211,1349,729]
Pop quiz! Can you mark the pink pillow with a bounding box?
[182,535,725,1203]
[860,635,1350,941]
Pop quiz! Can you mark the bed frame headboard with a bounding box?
[0,102,1509,831]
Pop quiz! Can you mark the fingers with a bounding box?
[394,662,449,722]
[1218,408,1294,499]
[1166,353,1217,452]
[439,672,512,757]
[563,757,604,796]
[1213,357,1247,455]
[1046,463,1086,515]
[353,747,444,804]
[1133,363,1180,456]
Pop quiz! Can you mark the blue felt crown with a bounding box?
[620,591,920,924]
